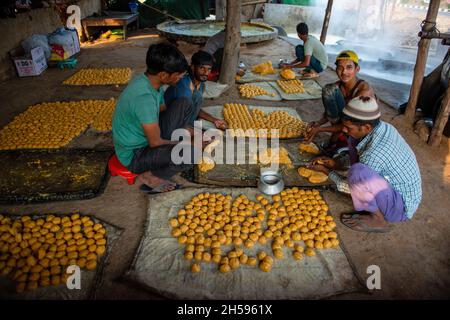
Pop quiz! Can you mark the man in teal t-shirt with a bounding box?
[112,73,165,167]
[112,43,194,193]
[280,22,328,74]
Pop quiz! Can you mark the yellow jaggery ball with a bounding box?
[331,239,339,247]
[323,239,332,249]
[229,258,240,270]
[212,254,221,264]
[293,251,303,260]
[26,281,39,291]
[219,264,231,273]
[298,167,313,178]
[191,263,201,273]
[202,252,212,263]
[299,142,320,155]
[239,254,248,265]
[86,259,97,270]
[259,261,272,272]
[308,172,328,184]
[198,157,215,172]
[315,241,324,249]
[280,68,296,80]
[273,249,284,259]
[257,251,267,261]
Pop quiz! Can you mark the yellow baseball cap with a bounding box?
[335,50,359,65]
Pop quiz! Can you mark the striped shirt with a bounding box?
[329,121,422,219]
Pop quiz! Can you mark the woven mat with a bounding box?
[125,187,364,299]
[0,214,122,300]
[0,149,111,204]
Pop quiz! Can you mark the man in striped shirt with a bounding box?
[308,96,422,232]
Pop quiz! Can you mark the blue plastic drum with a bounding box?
[128,1,138,14]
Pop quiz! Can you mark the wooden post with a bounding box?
[218,0,241,86]
[216,0,226,20]
[428,85,450,146]
[404,0,441,123]
[242,0,267,6]
[320,0,333,44]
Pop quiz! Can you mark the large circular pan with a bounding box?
[157,20,278,44]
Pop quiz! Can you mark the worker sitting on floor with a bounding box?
[304,50,375,149]
[112,43,200,194]
[308,96,422,233]
[279,22,328,75]
[164,50,227,130]
[202,30,245,80]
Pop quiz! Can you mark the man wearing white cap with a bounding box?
[309,96,422,232]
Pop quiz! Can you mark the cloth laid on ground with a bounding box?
[270,79,323,100]
[198,105,303,131]
[0,214,122,300]
[292,68,320,80]
[125,187,364,299]
[0,149,111,204]
[236,70,280,83]
[203,81,229,99]
[238,82,282,101]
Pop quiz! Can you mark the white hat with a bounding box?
[342,96,381,121]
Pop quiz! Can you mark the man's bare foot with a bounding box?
[138,171,175,193]
[341,210,391,233]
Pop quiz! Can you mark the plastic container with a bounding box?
[128,1,138,14]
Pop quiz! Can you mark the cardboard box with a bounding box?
[10,46,47,77]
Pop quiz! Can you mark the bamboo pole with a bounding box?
[242,0,267,6]
[404,0,441,123]
[320,0,333,44]
[428,84,450,146]
[216,0,226,20]
[218,0,241,85]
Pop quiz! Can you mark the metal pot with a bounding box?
[257,168,284,195]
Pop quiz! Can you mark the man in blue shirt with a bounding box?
[165,50,227,131]
[308,97,422,233]
[112,43,200,194]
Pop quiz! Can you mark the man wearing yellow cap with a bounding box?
[305,50,375,147]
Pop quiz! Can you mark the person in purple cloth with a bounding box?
[308,96,422,233]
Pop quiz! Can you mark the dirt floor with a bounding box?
[0,30,449,299]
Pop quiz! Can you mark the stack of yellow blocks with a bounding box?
[238,84,275,98]
[0,98,116,150]
[276,79,305,94]
[223,103,307,138]
[63,68,131,86]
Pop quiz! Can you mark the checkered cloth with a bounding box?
[329,121,422,219]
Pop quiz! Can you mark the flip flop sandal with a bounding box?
[139,183,183,194]
[341,214,392,233]
[340,211,370,221]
